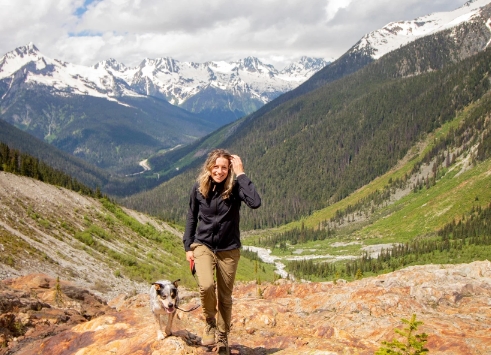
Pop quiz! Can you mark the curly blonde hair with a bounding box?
[197,149,234,199]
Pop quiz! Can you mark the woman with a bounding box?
[183,149,261,354]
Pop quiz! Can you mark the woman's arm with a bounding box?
[236,174,261,209]
[183,184,199,251]
[230,155,261,209]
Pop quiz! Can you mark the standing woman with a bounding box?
[183,149,261,354]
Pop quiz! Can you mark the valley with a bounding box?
[242,94,491,277]
[2,1,491,353]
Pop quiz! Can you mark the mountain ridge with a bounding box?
[0,45,330,172]
[0,44,330,124]
[353,0,491,59]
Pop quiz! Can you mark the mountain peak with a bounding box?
[350,0,491,59]
[5,42,41,59]
[279,57,330,76]
[94,58,127,72]
[137,57,180,73]
[463,0,482,7]
[240,56,263,70]
[0,43,43,79]
[16,42,40,56]
[298,56,330,70]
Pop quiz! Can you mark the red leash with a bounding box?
[190,259,196,275]
[175,259,201,313]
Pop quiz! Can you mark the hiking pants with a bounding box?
[192,243,240,333]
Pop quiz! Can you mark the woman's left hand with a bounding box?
[230,155,245,175]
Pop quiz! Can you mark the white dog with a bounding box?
[149,279,180,340]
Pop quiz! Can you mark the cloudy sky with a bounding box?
[0,0,469,69]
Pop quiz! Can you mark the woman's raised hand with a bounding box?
[230,155,244,175]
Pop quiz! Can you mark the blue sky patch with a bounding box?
[68,30,104,37]
[74,0,100,17]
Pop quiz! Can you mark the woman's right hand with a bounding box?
[186,250,194,262]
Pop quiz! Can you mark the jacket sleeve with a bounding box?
[183,184,199,251]
[236,174,261,209]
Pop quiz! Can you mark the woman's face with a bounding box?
[210,157,230,183]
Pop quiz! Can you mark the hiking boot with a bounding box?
[216,331,229,355]
[201,318,216,346]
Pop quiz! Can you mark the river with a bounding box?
[242,244,365,280]
[242,245,290,279]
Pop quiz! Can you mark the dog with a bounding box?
[149,279,180,340]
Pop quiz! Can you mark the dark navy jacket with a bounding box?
[183,174,261,252]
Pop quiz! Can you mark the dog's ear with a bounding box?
[172,279,180,288]
[152,283,161,291]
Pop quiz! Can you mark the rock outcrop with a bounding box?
[1,261,490,354]
[0,274,111,355]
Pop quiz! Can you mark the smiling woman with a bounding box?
[182,148,261,353]
[210,156,230,184]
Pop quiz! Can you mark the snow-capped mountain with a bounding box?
[0,43,226,174]
[0,43,329,121]
[0,43,140,104]
[0,44,330,169]
[352,0,491,59]
[5,1,488,127]
[98,54,329,106]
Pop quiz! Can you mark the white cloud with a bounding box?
[0,0,473,69]
[325,0,353,22]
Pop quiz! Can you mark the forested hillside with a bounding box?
[121,19,491,229]
[0,119,110,190]
[0,72,219,175]
[255,93,491,281]
[0,142,96,197]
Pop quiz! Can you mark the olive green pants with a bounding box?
[192,244,240,333]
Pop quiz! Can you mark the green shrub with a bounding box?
[376,314,429,355]
[74,231,95,246]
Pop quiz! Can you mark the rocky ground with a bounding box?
[1,260,490,355]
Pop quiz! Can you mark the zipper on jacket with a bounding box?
[213,186,219,253]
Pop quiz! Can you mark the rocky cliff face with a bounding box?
[2,261,490,354]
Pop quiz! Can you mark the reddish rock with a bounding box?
[2,261,491,354]
[0,274,112,355]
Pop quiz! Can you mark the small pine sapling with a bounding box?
[54,276,65,307]
[376,314,429,355]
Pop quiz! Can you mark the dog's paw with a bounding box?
[165,329,173,337]
[157,331,165,340]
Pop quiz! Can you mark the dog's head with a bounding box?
[152,279,180,313]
